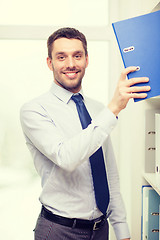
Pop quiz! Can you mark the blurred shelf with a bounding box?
[143,173,160,195]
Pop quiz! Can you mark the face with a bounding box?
[47,38,89,93]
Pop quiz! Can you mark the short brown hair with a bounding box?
[47,27,88,59]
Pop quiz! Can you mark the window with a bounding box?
[0,0,109,26]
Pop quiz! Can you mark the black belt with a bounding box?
[41,206,107,231]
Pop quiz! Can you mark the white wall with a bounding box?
[109,0,160,239]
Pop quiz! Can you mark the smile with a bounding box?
[63,71,80,79]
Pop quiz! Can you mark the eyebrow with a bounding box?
[55,52,66,56]
[55,50,84,56]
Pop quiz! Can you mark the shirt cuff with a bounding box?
[113,222,131,240]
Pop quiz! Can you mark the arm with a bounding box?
[105,137,130,239]
[107,67,143,239]
[108,66,150,116]
[20,102,117,172]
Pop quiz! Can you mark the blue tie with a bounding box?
[71,94,110,215]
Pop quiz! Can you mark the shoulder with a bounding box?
[20,91,53,122]
[20,91,51,111]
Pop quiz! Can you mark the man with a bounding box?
[20,27,150,240]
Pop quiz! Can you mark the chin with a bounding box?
[66,83,81,92]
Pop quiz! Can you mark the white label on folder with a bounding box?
[123,46,135,53]
[136,66,140,71]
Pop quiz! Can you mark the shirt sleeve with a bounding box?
[20,102,117,172]
[105,137,131,240]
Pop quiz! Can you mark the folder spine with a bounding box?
[112,23,126,69]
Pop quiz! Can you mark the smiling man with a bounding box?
[20,27,150,240]
[47,37,88,93]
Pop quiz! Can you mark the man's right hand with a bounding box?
[108,66,150,116]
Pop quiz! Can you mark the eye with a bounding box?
[74,54,82,60]
[57,55,65,61]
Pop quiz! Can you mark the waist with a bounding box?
[41,206,107,231]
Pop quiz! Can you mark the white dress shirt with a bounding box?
[20,82,130,240]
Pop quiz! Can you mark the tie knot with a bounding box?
[71,94,83,104]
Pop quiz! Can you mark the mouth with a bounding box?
[63,70,80,79]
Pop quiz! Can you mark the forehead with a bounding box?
[52,38,85,54]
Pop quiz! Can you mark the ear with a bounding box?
[85,55,89,68]
[47,57,53,71]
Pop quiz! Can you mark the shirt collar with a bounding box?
[50,82,84,104]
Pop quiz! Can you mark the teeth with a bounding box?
[66,73,76,75]
[68,73,75,75]
[65,72,78,78]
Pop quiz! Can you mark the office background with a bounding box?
[0,0,159,239]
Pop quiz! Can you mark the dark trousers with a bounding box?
[34,213,109,240]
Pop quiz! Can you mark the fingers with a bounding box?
[127,77,149,87]
[120,66,138,80]
[119,66,150,99]
[120,66,149,87]
[129,92,148,99]
[125,84,150,101]
[127,84,150,100]
[127,85,151,94]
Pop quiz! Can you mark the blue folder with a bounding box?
[148,189,160,239]
[112,10,160,102]
[141,186,160,240]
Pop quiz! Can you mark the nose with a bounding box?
[66,56,76,68]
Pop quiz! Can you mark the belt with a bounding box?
[41,206,107,231]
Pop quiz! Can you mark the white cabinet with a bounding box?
[144,98,160,195]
